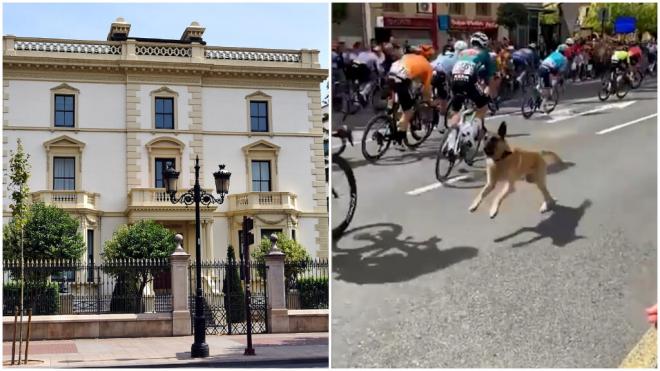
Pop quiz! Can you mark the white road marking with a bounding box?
[486,113,510,120]
[333,131,365,149]
[596,113,658,135]
[547,100,636,123]
[406,175,472,196]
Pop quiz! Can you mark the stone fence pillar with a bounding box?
[265,234,288,333]
[170,234,191,336]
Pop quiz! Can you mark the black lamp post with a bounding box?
[163,155,231,358]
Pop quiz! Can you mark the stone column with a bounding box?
[264,234,288,333]
[170,234,191,336]
[4,35,16,56]
[125,39,137,60]
[191,42,205,63]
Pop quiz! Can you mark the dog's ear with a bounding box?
[498,121,507,138]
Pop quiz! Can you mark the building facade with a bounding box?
[3,19,328,264]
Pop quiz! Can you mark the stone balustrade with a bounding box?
[31,190,98,210]
[227,192,298,212]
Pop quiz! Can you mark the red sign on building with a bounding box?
[450,18,499,31]
[383,16,434,29]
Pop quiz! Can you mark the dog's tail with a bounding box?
[540,150,563,165]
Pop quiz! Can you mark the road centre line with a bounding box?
[406,175,472,196]
[596,113,658,135]
[547,100,636,123]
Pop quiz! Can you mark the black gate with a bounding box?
[189,260,268,335]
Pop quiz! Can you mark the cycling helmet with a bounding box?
[419,44,435,59]
[453,40,468,53]
[443,50,455,57]
[507,45,515,51]
[529,43,537,49]
[470,32,489,48]
[557,44,569,54]
[565,38,575,46]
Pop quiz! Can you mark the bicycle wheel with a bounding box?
[361,113,392,161]
[615,76,630,99]
[543,87,559,114]
[331,155,357,239]
[598,80,611,101]
[521,91,537,119]
[630,70,643,89]
[435,127,459,182]
[407,110,433,148]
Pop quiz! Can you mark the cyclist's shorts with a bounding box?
[346,62,372,83]
[431,71,449,100]
[630,55,640,66]
[538,65,554,88]
[512,56,528,72]
[451,79,489,109]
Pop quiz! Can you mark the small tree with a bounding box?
[332,3,348,24]
[104,220,175,312]
[223,245,245,323]
[252,232,311,283]
[497,3,529,43]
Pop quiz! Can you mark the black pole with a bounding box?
[242,217,255,356]
[191,156,209,358]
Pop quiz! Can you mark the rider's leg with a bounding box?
[394,80,414,144]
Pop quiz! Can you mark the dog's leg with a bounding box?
[469,182,495,212]
[489,181,514,219]
[535,168,555,213]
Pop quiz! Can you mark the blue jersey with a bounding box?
[431,53,458,74]
[512,48,536,66]
[542,51,567,72]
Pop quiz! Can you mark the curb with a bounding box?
[77,356,329,368]
[619,327,656,368]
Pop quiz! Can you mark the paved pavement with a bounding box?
[2,332,327,368]
[331,77,657,367]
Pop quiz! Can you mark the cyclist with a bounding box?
[386,44,435,145]
[431,40,468,117]
[538,44,568,102]
[354,46,385,105]
[512,45,538,87]
[449,32,496,128]
[610,43,631,82]
[628,41,642,69]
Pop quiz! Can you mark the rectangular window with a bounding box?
[249,101,269,132]
[53,157,75,190]
[87,230,94,282]
[251,160,271,192]
[261,229,282,242]
[54,94,75,127]
[291,229,296,241]
[382,3,401,12]
[476,3,490,16]
[449,3,464,14]
[155,158,176,188]
[155,97,174,129]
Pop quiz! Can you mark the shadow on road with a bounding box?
[494,199,592,248]
[547,160,575,175]
[333,223,478,284]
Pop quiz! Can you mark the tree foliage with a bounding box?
[7,139,31,229]
[497,3,529,31]
[3,202,85,261]
[540,4,560,25]
[223,245,246,323]
[583,3,657,37]
[252,232,311,282]
[332,3,348,24]
[104,220,175,260]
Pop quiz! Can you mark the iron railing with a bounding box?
[285,258,328,310]
[2,259,172,315]
[189,260,268,335]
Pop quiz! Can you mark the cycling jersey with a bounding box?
[611,50,630,64]
[355,51,383,74]
[389,54,433,92]
[452,47,496,82]
[541,51,567,73]
[629,46,642,59]
[512,48,536,67]
[431,53,458,75]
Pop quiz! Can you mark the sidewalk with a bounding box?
[2,333,328,368]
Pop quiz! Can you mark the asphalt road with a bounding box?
[331,77,657,368]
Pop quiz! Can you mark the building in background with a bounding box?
[3,19,328,264]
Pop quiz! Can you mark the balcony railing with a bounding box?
[128,188,216,208]
[31,191,98,210]
[227,192,298,212]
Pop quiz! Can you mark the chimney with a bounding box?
[180,21,205,43]
[107,17,131,41]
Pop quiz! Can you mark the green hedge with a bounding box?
[296,277,328,309]
[3,281,60,315]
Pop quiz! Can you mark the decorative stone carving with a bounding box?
[15,41,121,55]
[205,49,300,62]
[136,45,192,57]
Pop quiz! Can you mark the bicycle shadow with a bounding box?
[348,139,440,170]
[494,199,592,248]
[333,223,478,284]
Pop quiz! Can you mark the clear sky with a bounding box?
[3,3,329,92]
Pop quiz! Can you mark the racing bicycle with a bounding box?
[330,127,357,238]
[521,76,561,119]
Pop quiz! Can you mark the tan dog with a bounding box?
[469,122,562,218]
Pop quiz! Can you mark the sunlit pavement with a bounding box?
[331,77,657,367]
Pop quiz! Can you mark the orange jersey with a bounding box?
[400,54,433,92]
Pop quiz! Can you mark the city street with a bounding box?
[331,78,657,367]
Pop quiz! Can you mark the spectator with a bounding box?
[646,304,657,327]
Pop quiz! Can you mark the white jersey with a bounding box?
[355,51,382,74]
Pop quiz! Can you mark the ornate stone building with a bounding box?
[2,19,328,263]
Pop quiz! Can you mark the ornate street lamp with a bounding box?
[163,155,231,358]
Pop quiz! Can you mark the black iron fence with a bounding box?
[189,260,268,335]
[285,258,328,310]
[2,259,172,315]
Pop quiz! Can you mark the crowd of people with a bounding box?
[332,32,656,147]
